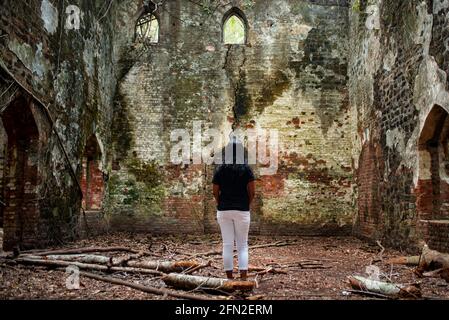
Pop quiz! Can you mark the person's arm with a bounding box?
[213,184,220,204]
[247,180,255,205]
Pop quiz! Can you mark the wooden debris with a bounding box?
[127,260,200,273]
[417,245,449,271]
[190,240,294,258]
[112,252,146,266]
[345,289,392,300]
[269,260,332,269]
[25,254,112,265]
[386,256,421,266]
[162,273,256,293]
[422,268,445,278]
[374,240,385,262]
[184,261,212,275]
[416,245,449,282]
[15,257,163,276]
[388,244,449,282]
[20,253,199,273]
[348,275,421,298]
[251,267,288,276]
[80,271,215,301]
[22,246,142,256]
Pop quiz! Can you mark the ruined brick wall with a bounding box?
[349,0,449,251]
[109,0,354,236]
[0,124,6,228]
[0,0,139,249]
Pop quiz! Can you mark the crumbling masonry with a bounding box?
[0,0,449,253]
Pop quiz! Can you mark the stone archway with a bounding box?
[416,105,449,252]
[416,105,449,219]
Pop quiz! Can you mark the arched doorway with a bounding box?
[1,95,40,250]
[81,135,104,211]
[416,105,449,220]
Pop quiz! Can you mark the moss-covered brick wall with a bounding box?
[348,0,449,251]
[0,0,138,248]
[109,0,354,235]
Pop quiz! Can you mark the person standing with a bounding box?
[212,140,255,280]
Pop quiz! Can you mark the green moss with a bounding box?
[352,0,361,13]
[111,91,134,159]
[172,77,202,112]
[126,157,162,189]
[242,0,254,10]
[105,158,166,217]
[108,174,121,194]
[289,2,313,24]
[122,180,140,205]
[234,73,252,119]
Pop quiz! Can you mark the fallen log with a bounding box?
[80,271,215,301]
[348,275,421,298]
[21,253,198,273]
[422,268,445,278]
[270,261,331,270]
[251,267,288,276]
[385,256,421,266]
[345,289,392,300]
[416,245,449,282]
[246,266,267,272]
[387,245,449,270]
[417,245,449,272]
[25,254,112,265]
[15,257,163,276]
[163,273,255,293]
[21,246,142,256]
[21,253,199,273]
[127,260,200,273]
[112,252,146,266]
[184,261,212,275]
[297,262,331,269]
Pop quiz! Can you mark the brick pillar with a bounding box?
[355,142,382,238]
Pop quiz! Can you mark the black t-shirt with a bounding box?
[212,164,255,211]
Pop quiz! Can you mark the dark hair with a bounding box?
[215,139,249,178]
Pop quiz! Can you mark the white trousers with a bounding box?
[217,210,250,271]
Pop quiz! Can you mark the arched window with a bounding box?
[223,8,247,45]
[135,13,159,43]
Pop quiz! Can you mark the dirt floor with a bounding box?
[0,233,448,300]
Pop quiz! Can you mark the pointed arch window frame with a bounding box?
[222,7,249,45]
[134,11,160,44]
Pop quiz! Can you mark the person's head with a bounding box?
[221,136,247,166]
